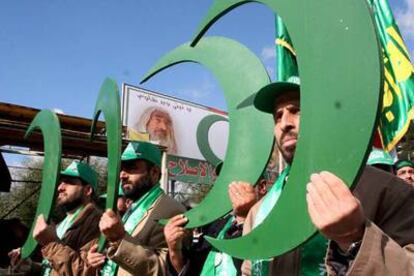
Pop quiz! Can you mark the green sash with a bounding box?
[251,166,290,276]
[250,167,328,276]
[41,206,84,276]
[101,185,164,276]
[300,234,328,276]
[200,216,237,276]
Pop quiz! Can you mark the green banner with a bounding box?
[369,0,414,151]
[275,15,329,276]
[276,1,414,151]
[275,15,298,81]
[167,155,216,184]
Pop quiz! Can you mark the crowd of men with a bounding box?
[5,77,414,275]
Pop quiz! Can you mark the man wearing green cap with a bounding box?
[394,159,414,186]
[87,141,185,275]
[9,160,102,276]
[240,78,414,275]
[366,147,395,173]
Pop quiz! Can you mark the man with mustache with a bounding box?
[240,77,414,275]
[87,141,185,275]
[132,107,178,155]
[9,161,102,276]
[394,159,414,186]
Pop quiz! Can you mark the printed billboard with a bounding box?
[122,83,229,162]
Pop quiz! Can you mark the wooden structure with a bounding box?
[0,102,113,157]
[0,102,128,192]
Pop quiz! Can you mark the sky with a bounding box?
[0,0,413,165]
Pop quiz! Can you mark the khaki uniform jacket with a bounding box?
[241,166,414,276]
[106,193,186,276]
[41,202,102,276]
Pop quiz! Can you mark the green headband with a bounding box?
[395,160,414,171]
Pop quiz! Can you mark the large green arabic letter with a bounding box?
[192,0,383,259]
[21,110,62,259]
[141,36,273,228]
[90,78,122,252]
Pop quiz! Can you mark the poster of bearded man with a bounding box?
[122,83,228,160]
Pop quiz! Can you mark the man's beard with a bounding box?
[122,174,154,202]
[57,192,84,213]
[149,128,167,140]
[278,131,298,164]
[150,130,169,146]
[149,129,176,154]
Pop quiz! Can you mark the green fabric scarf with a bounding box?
[250,167,328,275]
[101,185,163,276]
[251,166,290,275]
[300,234,328,276]
[41,206,84,276]
[200,216,237,276]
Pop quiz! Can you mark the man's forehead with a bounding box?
[273,91,300,110]
[398,166,414,171]
[59,176,82,185]
[151,110,168,118]
[151,111,171,121]
[121,158,148,167]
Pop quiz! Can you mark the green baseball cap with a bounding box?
[367,148,394,165]
[60,161,98,190]
[121,141,161,167]
[394,159,414,171]
[254,76,300,113]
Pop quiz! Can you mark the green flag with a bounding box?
[275,15,328,276]
[368,0,414,151]
[275,15,298,81]
[275,0,414,152]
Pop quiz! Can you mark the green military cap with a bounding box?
[121,141,161,167]
[254,76,300,113]
[60,161,98,190]
[394,159,414,171]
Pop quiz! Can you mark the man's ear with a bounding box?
[257,179,269,195]
[149,166,161,183]
[84,185,94,197]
